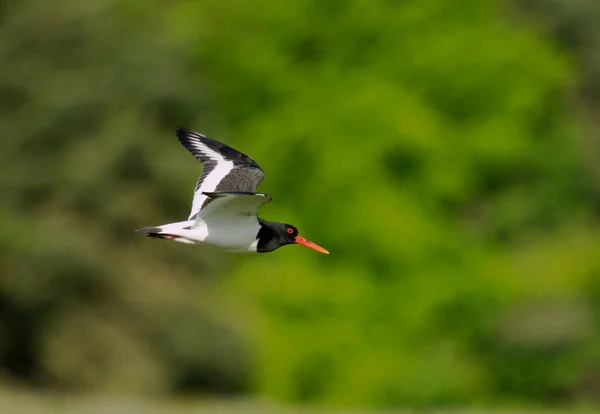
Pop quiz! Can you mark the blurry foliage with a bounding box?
[1,0,600,409]
[517,0,600,97]
[0,0,248,396]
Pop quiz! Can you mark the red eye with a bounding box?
[287,227,294,234]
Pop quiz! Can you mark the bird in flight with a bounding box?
[136,127,329,254]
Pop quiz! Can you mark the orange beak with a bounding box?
[294,235,329,254]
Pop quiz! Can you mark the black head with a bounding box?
[256,220,329,254]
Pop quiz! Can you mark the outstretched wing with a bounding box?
[176,127,265,219]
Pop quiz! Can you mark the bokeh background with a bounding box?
[1,0,600,413]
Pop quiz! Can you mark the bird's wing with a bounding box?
[176,127,265,220]
[192,192,271,225]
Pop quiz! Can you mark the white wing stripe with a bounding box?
[188,141,235,219]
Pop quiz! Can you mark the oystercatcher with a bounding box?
[136,127,329,254]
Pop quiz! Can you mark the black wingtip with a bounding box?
[176,126,209,145]
[176,126,192,138]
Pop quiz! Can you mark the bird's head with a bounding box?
[257,221,329,254]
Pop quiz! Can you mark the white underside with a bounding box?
[151,218,260,252]
[149,193,271,253]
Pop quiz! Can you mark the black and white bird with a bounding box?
[136,127,329,254]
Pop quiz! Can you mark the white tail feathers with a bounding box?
[135,221,196,244]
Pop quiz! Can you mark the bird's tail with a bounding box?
[135,222,195,244]
[136,226,179,240]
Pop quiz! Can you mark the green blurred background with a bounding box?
[1,0,600,413]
